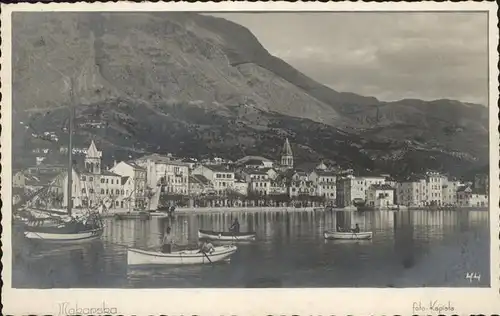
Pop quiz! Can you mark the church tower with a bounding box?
[85,140,102,174]
[280,138,294,169]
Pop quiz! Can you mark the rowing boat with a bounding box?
[323,231,373,240]
[127,245,238,265]
[24,227,103,244]
[198,229,256,241]
[114,211,151,220]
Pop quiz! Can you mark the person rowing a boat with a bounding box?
[229,218,240,233]
[161,226,175,253]
[199,240,215,254]
[351,224,360,233]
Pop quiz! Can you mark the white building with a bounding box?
[135,154,190,195]
[396,172,448,207]
[336,175,386,207]
[233,181,249,196]
[396,178,427,207]
[457,186,488,207]
[192,165,235,195]
[366,184,395,208]
[426,171,445,206]
[289,180,317,198]
[309,170,337,201]
[241,169,271,195]
[111,161,147,209]
[442,179,462,206]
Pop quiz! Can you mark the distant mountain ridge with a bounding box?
[12,12,489,176]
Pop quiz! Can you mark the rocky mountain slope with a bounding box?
[12,12,489,176]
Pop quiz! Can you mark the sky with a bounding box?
[209,12,488,105]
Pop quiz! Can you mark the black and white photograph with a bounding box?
[2,2,499,315]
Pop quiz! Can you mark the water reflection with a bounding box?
[12,209,490,288]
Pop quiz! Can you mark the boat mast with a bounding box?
[67,78,75,217]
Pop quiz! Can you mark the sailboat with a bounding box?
[23,78,104,243]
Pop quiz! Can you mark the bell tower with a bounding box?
[85,140,102,174]
[280,138,294,169]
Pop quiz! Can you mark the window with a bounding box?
[116,189,120,194]
[101,179,105,183]
[106,189,109,194]
[111,179,114,184]
[101,189,105,194]
[116,201,119,206]
[89,189,94,194]
[89,177,93,181]
[106,179,109,184]
[121,190,124,195]
[82,188,86,193]
[82,176,86,181]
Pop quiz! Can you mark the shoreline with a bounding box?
[101,205,489,218]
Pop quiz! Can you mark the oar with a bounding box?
[202,250,213,264]
[229,227,239,242]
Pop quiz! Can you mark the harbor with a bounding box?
[12,208,489,288]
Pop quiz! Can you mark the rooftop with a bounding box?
[125,161,147,171]
[121,176,130,185]
[370,184,395,190]
[235,155,273,164]
[242,168,268,175]
[190,174,210,185]
[101,170,121,177]
[314,170,337,177]
[204,164,235,173]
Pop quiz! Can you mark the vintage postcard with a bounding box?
[1,1,499,315]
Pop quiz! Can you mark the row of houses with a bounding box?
[14,139,489,210]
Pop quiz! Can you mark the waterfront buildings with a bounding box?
[457,186,488,207]
[17,137,489,210]
[135,154,190,195]
[336,175,386,207]
[192,165,236,195]
[110,161,147,209]
[366,184,395,208]
[309,170,337,200]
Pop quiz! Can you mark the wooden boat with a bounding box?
[114,211,151,220]
[24,211,104,243]
[21,78,105,245]
[24,227,103,243]
[127,245,238,265]
[323,231,373,240]
[198,229,256,241]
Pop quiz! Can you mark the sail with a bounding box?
[149,186,161,211]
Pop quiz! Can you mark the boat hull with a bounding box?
[24,228,103,244]
[114,212,151,220]
[324,231,373,240]
[127,245,237,265]
[198,230,256,241]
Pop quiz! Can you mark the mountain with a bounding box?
[12,12,489,176]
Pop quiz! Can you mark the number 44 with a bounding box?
[465,272,481,282]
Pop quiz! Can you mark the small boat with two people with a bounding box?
[127,226,238,265]
[127,244,238,265]
[324,224,373,240]
[198,218,256,241]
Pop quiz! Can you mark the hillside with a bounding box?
[11,12,489,176]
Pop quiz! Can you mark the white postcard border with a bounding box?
[1,2,499,315]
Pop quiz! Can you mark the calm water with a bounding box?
[12,209,490,288]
